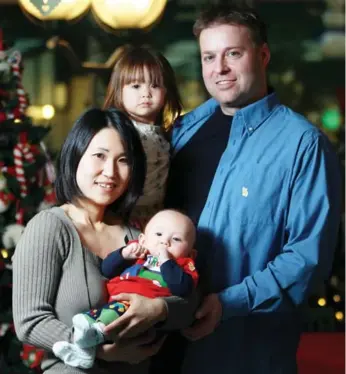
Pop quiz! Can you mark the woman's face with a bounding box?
[76,127,131,209]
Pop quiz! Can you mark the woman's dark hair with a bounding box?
[55,107,146,222]
[193,4,268,46]
[103,45,182,131]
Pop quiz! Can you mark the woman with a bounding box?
[12,108,198,374]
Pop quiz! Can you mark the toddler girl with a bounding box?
[104,45,182,222]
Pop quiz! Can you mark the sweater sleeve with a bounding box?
[12,210,73,350]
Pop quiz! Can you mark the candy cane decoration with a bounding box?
[15,201,25,225]
[0,50,29,121]
[10,51,28,114]
[13,133,34,198]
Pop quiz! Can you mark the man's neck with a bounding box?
[220,88,269,116]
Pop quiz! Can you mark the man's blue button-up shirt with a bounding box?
[170,93,341,374]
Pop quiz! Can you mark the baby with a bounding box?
[53,209,198,368]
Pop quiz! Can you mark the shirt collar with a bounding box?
[235,92,280,135]
[180,97,219,127]
[180,92,280,136]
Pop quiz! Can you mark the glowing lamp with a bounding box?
[91,0,167,30]
[19,0,91,21]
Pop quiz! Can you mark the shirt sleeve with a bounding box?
[12,211,73,350]
[160,258,198,297]
[218,132,342,320]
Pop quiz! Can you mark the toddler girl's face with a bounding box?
[122,67,166,124]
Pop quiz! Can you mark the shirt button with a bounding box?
[248,127,253,132]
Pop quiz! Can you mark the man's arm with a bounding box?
[219,132,341,320]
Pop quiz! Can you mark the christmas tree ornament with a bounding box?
[0,46,28,122]
[0,31,10,83]
[0,190,15,213]
[0,169,7,190]
[13,133,35,198]
[8,50,29,115]
[21,343,45,369]
[2,224,25,249]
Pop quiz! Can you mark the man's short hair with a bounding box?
[193,4,268,46]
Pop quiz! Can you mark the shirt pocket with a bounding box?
[228,164,287,225]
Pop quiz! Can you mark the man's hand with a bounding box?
[182,293,222,341]
[122,242,147,260]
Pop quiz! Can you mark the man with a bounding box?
[163,4,341,374]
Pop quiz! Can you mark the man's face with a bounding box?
[199,23,270,114]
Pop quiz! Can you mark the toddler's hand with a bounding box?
[122,242,147,260]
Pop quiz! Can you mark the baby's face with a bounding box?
[140,210,195,259]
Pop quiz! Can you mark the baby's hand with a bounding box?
[157,247,171,264]
[122,242,147,260]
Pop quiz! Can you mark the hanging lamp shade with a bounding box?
[91,0,167,30]
[18,0,92,21]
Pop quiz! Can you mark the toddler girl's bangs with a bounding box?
[122,60,164,87]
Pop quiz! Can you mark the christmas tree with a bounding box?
[0,30,56,373]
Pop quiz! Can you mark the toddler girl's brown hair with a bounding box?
[103,45,182,131]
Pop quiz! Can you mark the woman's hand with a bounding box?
[96,330,166,365]
[103,293,167,340]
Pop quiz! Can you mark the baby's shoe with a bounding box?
[72,314,105,348]
[52,341,95,369]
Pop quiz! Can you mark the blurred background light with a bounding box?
[321,107,342,131]
[19,0,91,21]
[26,105,55,121]
[42,104,55,120]
[91,0,167,30]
